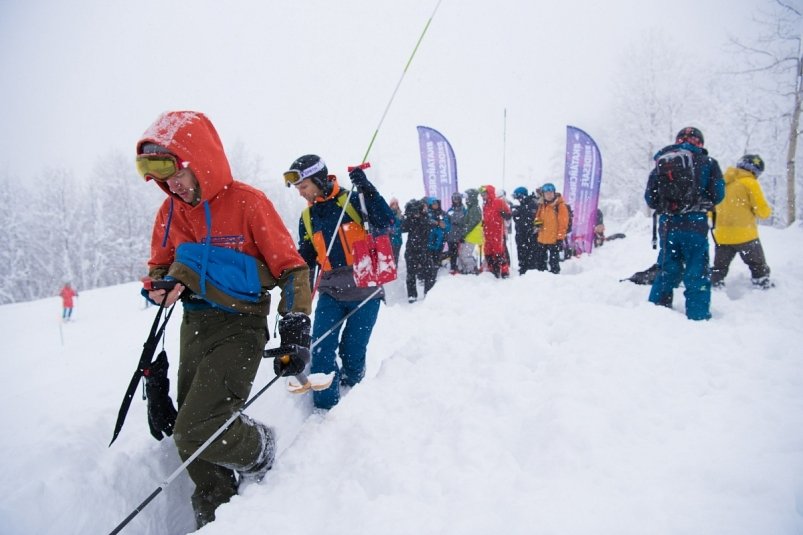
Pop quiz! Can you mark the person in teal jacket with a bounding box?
[387,197,404,262]
[426,197,451,269]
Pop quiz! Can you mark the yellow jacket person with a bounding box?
[711,155,774,289]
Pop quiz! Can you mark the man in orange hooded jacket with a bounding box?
[136,111,312,528]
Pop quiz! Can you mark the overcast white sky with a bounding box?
[0,0,759,202]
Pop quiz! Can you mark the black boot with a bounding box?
[237,419,275,483]
[190,484,235,530]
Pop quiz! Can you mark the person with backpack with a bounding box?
[426,197,451,270]
[137,111,313,528]
[285,155,394,410]
[445,192,468,274]
[533,183,570,274]
[402,198,438,302]
[480,184,512,278]
[711,154,773,289]
[387,197,404,263]
[59,282,78,321]
[559,202,575,260]
[461,188,483,274]
[644,126,725,321]
[511,186,539,274]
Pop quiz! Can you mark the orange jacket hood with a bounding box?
[139,112,311,316]
[136,111,233,203]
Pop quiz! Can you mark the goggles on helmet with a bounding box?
[676,127,704,148]
[136,153,186,182]
[284,159,326,187]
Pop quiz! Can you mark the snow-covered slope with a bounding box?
[2,216,803,535]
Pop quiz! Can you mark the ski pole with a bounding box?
[348,163,374,230]
[313,0,443,291]
[359,0,443,165]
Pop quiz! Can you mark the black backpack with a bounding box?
[565,203,573,234]
[554,202,574,260]
[554,203,573,234]
[653,148,702,214]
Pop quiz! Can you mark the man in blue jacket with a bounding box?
[285,155,394,409]
[644,127,725,320]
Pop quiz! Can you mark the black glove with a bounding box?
[143,350,178,441]
[275,313,311,377]
[348,167,373,192]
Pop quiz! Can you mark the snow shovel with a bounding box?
[348,163,397,287]
[352,233,397,287]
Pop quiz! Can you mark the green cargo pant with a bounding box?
[174,308,268,526]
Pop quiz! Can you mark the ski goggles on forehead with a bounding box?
[136,153,187,182]
[283,159,326,187]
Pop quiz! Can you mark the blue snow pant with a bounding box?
[649,224,712,321]
[310,293,381,409]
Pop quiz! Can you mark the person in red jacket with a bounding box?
[59,282,77,321]
[480,184,512,278]
[136,111,312,528]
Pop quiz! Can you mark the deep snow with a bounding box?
[2,215,803,535]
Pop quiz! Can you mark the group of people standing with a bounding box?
[390,179,576,303]
[390,190,484,303]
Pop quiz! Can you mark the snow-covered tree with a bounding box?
[0,175,33,304]
[87,151,163,288]
[0,154,163,304]
[601,32,714,216]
